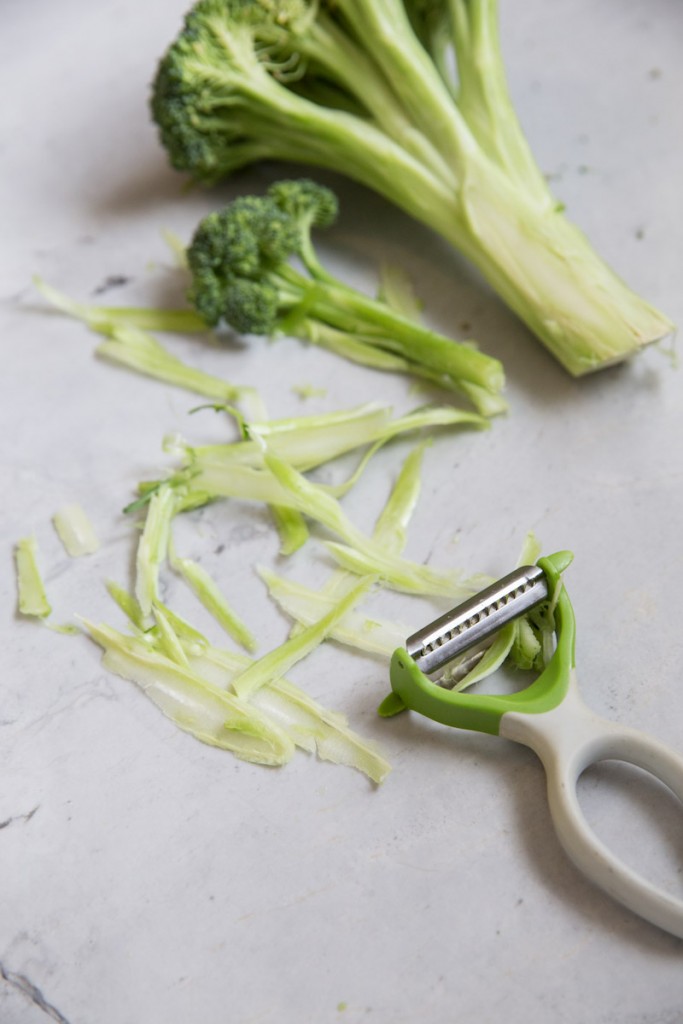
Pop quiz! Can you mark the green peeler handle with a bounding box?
[385,552,576,735]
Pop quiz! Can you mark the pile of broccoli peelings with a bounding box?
[18,0,672,779]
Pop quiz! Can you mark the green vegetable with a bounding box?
[180,443,476,597]
[169,546,258,653]
[106,579,147,631]
[270,503,309,556]
[34,278,266,407]
[184,644,391,782]
[52,503,100,557]
[230,574,377,699]
[185,179,505,414]
[174,400,484,476]
[97,323,245,404]
[157,400,485,601]
[259,438,429,653]
[34,276,205,335]
[152,603,192,666]
[134,483,179,618]
[371,440,428,556]
[258,568,404,658]
[15,536,52,618]
[83,620,295,765]
[440,530,542,690]
[151,0,673,374]
[101,581,390,781]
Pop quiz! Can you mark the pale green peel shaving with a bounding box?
[372,440,428,557]
[152,604,191,666]
[445,530,545,690]
[134,484,178,618]
[263,449,473,597]
[97,585,390,782]
[15,536,52,618]
[53,503,100,557]
[96,325,240,402]
[83,620,294,766]
[258,567,404,658]
[323,541,472,598]
[35,276,205,334]
[231,575,377,700]
[271,504,310,556]
[188,645,390,783]
[169,549,257,654]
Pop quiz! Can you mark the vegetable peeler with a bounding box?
[383,552,683,939]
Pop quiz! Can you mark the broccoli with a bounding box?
[186,179,505,414]
[151,0,673,377]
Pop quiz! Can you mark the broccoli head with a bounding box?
[150,0,327,182]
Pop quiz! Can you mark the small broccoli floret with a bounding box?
[268,180,339,231]
[152,0,674,375]
[187,193,302,329]
[186,180,505,415]
[223,279,280,334]
[267,179,339,281]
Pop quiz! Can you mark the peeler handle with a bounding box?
[500,672,683,940]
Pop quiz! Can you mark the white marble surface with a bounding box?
[2,1,683,1021]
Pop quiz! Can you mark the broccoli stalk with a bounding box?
[186,179,506,414]
[152,0,673,375]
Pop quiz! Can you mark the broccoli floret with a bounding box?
[151,0,673,375]
[186,180,506,415]
[268,180,339,231]
[267,179,339,282]
[222,279,280,334]
[187,193,302,329]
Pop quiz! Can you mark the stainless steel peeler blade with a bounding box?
[406,564,549,676]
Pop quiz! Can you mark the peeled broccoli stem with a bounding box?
[329,0,673,367]
[441,161,669,373]
[256,83,670,376]
[266,261,504,396]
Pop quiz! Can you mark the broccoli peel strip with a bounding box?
[151,0,674,374]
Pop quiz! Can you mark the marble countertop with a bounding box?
[2,1,682,1021]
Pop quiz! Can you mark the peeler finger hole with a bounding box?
[577,759,683,904]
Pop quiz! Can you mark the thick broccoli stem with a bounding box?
[440,158,673,373]
[328,2,673,369]
[283,122,669,373]
[335,0,474,175]
[193,61,457,222]
[449,0,557,205]
[272,263,504,393]
[294,12,456,188]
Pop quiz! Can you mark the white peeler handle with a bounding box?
[500,672,683,940]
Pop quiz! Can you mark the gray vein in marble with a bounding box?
[22,675,121,734]
[0,963,71,1024]
[0,806,39,831]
